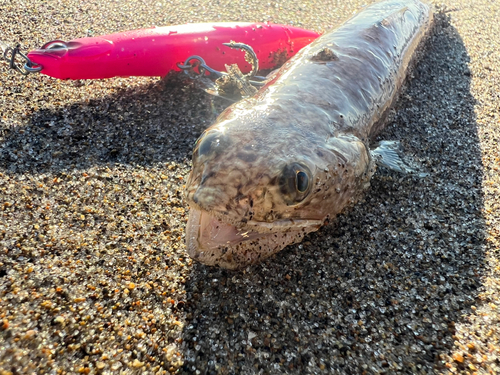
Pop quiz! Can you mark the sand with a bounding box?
[0,0,499,373]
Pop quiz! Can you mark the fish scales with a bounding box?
[185,0,433,269]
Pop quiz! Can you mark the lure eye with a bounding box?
[279,163,312,205]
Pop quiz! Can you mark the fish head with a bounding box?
[184,113,335,269]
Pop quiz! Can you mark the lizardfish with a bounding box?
[184,0,433,269]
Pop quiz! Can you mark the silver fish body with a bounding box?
[185,0,433,269]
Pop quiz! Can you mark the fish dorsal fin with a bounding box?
[380,6,410,27]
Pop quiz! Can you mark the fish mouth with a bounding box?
[185,207,322,269]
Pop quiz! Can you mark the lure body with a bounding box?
[184,0,433,269]
[26,23,320,80]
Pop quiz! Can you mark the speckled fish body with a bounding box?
[185,0,433,269]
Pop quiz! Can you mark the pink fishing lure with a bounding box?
[26,23,320,80]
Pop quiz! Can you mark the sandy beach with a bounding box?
[0,0,499,373]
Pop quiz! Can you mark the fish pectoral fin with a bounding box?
[370,140,428,177]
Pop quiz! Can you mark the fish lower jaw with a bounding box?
[246,218,323,232]
[185,207,321,269]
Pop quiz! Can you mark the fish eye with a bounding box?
[279,163,312,205]
[194,130,225,158]
[296,171,309,193]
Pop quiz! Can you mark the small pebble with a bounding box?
[95,362,105,370]
[132,359,144,368]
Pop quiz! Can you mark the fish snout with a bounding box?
[188,186,225,211]
[186,182,254,223]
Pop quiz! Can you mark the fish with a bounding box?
[184,0,434,269]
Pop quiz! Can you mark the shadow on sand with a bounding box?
[178,15,487,375]
[0,77,222,174]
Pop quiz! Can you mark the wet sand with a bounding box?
[0,0,499,374]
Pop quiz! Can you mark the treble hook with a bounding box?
[177,55,224,81]
[176,42,267,86]
[221,42,259,79]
